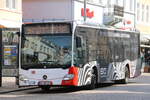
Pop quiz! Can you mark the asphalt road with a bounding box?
[0,73,150,100]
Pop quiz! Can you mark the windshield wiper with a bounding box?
[40,61,55,64]
[21,62,71,70]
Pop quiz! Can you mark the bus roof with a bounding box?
[22,21,139,34]
[76,24,139,34]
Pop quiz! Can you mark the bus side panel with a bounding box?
[74,26,141,85]
[130,33,142,77]
[97,29,128,81]
[97,29,114,82]
[74,26,101,86]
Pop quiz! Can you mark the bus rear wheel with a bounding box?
[115,67,129,84]
[122,67,130,84]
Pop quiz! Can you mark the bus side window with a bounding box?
[76,36,82,48]
[75,36,84,60]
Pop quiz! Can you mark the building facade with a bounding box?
[22,0,136,30]
[0,0,22,28]
[22,0,105,24]
[104,0,136,30]
[136,0,150,40]
[0,0,22,77]
[136,0,150,33]
[136,0,150,68]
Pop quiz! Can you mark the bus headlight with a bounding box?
[19,75,29,81]
[63,74,74,80]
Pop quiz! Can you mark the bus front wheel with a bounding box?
[88,70,97,90]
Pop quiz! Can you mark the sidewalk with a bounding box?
[0,77,37,94]
[142,72,150,76]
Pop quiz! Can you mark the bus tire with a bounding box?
[122,67,129,84]
[115,67,129,84]
[40,86,51,91]
[88,70,97,90]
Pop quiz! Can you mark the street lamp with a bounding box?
[84,0,87,22]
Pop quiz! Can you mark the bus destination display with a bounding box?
[24,23,71,34]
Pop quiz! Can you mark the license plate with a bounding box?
[38,81,52,85]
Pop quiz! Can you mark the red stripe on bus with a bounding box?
[61,66,78,86]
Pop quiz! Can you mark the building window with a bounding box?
[137,3,140,21]
[130,0,133,11]
[5,0,17,9]
[6,0,10,8]
[31,42,35,49]
[115,0,123,6]
[44,47,46,52]
[34,44,37,51]
[80,0,102,5]
[40,45,43,51]
[146,5,149,23]
[47,48,49,53]
[12,0,17,9]
[116,0,119,5]
[142,4,145,22]
[99,0,102,4]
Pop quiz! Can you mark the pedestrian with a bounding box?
[141,49,145,72]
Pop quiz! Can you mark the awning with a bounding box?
[140,34,150,43]
[0,24,6,28]
[140,44,150,48]
[0,20,21,28]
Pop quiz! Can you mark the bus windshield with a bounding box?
[21,34,72,70]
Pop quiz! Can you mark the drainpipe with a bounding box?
[134,0,136,31]
[84,0,87,22]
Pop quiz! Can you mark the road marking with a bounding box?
[0,94,32,98]
[115,83,150,86]
[72,90,150,94]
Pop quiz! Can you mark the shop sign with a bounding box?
[114,5,124,17]
[1,28,19,77]
[4,45,18,66]
[2,31,19,43]
[81,8,94,18]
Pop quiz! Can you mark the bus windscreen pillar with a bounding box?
[0,29,2,87]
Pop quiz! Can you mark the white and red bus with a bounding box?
[19,21,142,90]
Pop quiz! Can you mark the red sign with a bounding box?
[81,8,94,18]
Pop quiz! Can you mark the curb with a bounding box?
[0,87,38,94]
